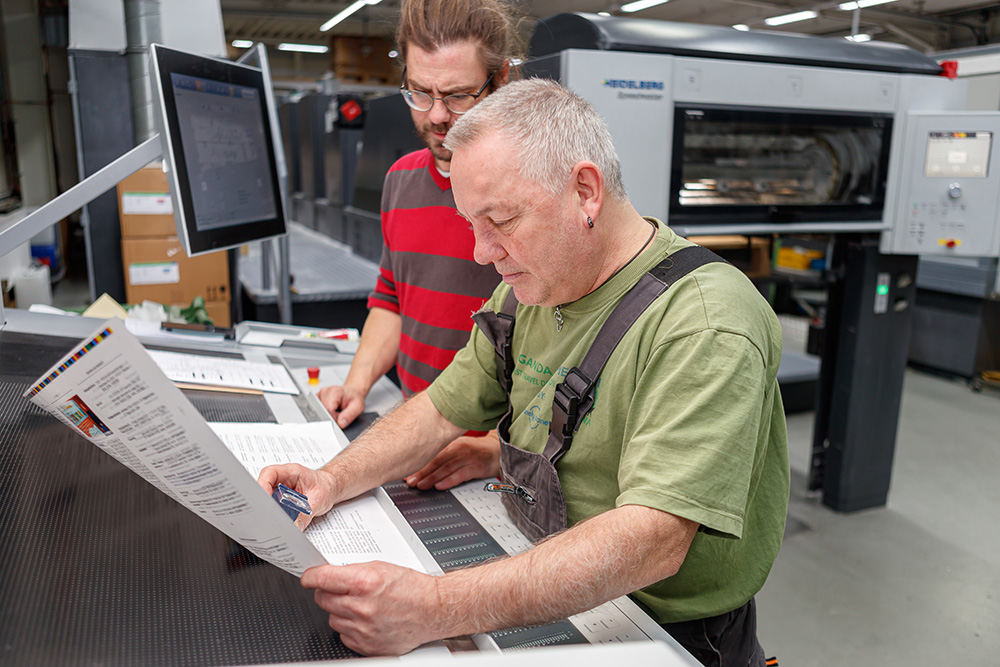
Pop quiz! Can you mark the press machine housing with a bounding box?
[526,13,1000,258]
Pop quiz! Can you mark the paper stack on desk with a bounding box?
[24,318,425,577]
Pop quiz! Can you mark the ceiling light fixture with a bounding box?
[620,0,669,13]
[278,43,329,53]
[839,0,898,9]
[845,33,872,41]
[320,0,383,32]
[733,24,750,31]
[764,9,819,26]
[231,40,254,49]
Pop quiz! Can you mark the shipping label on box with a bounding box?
[122,193,173,216]
[118,166,177,238]
[123,237,229,305]
[128,261,180,286]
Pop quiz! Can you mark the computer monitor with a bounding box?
[149,44,287,256]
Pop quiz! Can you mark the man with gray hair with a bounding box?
[259,78,789,667]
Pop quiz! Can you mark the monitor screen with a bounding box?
[150,44,286,256]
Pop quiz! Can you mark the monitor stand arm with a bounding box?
[0,136,162,328]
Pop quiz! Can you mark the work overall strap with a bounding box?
[474,288,520,442]
[543,245,728,465]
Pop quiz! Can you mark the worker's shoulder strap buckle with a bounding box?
[552,366,595,436]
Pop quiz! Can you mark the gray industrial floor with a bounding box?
[757,321,1000,666]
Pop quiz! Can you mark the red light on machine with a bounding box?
[340,99,362,122]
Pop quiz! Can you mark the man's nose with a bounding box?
[428,97,453,126]
[472,227,503,266]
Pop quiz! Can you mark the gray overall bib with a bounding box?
[472,245,726,543]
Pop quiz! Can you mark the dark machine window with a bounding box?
[670,105,893,226]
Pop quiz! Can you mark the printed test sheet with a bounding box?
[24,319,424,576]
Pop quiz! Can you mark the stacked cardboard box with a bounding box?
[118,166,232,326]
[330,36,396,84]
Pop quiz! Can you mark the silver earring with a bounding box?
[587,216,593,228]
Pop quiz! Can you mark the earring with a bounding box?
[587,216,594,228]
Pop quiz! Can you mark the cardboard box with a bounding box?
[689,235,772,279]
[122,237,229,305]
[202,300,231,328]
[118,166,177,238]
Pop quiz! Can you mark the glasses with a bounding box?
[399,67,495,115]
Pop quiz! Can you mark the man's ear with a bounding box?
[495,59,511,87]
[572,161,604,222]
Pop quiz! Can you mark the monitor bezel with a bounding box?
[149,43,287,257]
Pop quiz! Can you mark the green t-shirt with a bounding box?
[427,219,790,623]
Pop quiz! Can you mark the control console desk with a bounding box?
[0,310,695,666]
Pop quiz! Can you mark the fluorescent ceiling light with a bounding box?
[598,11,611,16]
[231,39,253,49]
[764,10,818,26]
[278,43,329,53]
[321,0,382,32]
[845,33,872,42]
[733,24,750,31]
[620,0,669,13]
[839,0,898,9]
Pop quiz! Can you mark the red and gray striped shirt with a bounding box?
[369,148,502,396]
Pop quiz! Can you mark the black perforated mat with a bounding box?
[0,330,357,665]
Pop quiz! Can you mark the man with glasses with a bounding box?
[318,0,515,490]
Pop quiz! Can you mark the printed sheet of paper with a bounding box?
[210,421,426,572]
[147,348,300,394]
[22,319,415,577]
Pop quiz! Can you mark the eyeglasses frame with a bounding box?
[399,66,496,115]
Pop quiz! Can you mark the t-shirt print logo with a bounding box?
[524,404,551,430]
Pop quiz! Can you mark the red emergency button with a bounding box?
[340,99,362,122]
[307,367,320,385]
[946,239,957,248]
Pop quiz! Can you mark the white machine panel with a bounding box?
[882,111,1000,257]
[561,50,674,224]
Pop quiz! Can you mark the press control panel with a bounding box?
[882,112,1000,257]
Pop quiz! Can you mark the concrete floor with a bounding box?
[757,364,1000,665]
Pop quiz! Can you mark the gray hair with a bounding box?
[444,78,627,200]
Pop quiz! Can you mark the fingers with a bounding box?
[257,463,307,495]
[317,385,366,429]
[317,385,347,418]
[335,397,364,429]
[405,434,502,490]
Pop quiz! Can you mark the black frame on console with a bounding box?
[150,44,286,257]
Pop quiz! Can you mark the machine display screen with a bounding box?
[670,105,893,225]
[170,73,278,231]
[151,44,286,256]
[924,132,992,178]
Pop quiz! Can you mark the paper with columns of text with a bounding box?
[210,421,426,571]
[24,319,424,577]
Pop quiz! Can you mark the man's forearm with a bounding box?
[435,504,698,636]
[344,307,402,395]
[320,392,466,503]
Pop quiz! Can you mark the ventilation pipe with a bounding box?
[124,0,162,143]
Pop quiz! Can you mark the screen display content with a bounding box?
[151,44,286,256]
[171,74,278,230]
[924,131,992,179]
[670,105,893,226]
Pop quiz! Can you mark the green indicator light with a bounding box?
[876,285,889,296]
